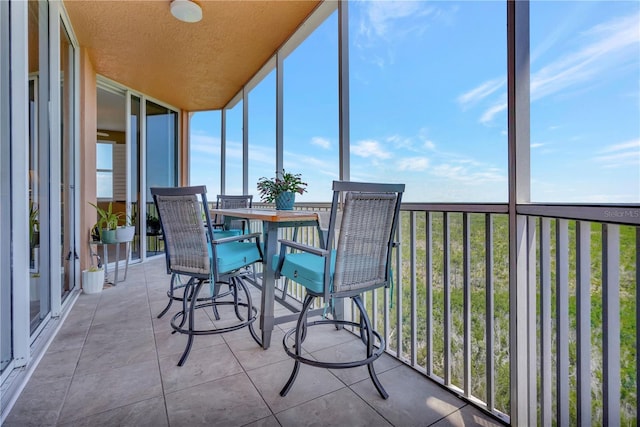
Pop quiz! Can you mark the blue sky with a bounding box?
[190,1,639,204]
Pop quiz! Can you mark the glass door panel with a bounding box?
[130,95,141,260]
[0,0,11,374]
[96,86,127,269]
[28,0,50,332]
[145,100,178,257]
[60,20,76,298]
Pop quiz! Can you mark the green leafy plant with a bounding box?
[256,170,307,203]
[146,212,161,234]
[124,212,135,227]
[87,265,103,272]
[89,202,122,238]
[29,201,39,248]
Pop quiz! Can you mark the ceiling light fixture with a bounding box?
[170,0,202,23]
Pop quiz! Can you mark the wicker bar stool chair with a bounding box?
[211,194,253,238]
[274,181,404,399]
[155,193,255,320]
[151,185,263,366]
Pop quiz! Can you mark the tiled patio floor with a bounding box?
[5,258,504,426]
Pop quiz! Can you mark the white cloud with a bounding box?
[423,140,436,150]
[600,138,640,153]
[311,137,331,150]
[595,138,640,168]
[387,134,414,150]
[397,157,429,171]
[531,143,546,149]
[431,163,505,184]
[530,12,640,101]
[355,1,448,68]
[284,151,335,171]
[479,100,507,125]
[360,1,431,39]
[225,141,243,160]
[457,77,506,109]
[351,140,392,159]
[190,132,220,156]
[474,12,639,125]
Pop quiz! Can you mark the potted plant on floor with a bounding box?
[89,202,122,243]
[257,169,307,210]
[81,264,104,294]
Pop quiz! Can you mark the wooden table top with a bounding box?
[209,208,319,223]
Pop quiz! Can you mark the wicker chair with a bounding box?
[151,186,263,366]
[155,193,255,319]
[212,194,253,238]
[274,181,404,399]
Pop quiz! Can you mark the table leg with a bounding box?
[259,221,278,349]
[123,241,130,281]
[114,243,120,284]
[104,245,109,283]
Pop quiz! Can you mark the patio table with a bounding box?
[209,208,325,349]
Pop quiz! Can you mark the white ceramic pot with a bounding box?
[116,225,135,242]
[82,269,105,294]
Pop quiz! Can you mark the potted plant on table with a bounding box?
[256,169,307,210]
[89,202,122,243]
[115,212,136,243]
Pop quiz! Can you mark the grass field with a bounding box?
[375,212,639,423]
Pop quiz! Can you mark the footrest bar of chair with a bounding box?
[170,302,258,336]
[282,319,385,369]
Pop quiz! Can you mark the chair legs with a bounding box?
[353,295,388,399]
[234,277,262,347]
[177,278,204,366]
[280,294,388,399]
[280,293,315,396]
[170,273,260,366]
[157,273,185,318]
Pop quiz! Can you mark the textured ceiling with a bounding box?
[63,0,321,111]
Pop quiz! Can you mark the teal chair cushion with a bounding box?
[213,229,243,239]
[273,250,336,294]
[213,241,262,274]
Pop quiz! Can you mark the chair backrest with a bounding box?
[215,195,253,230]
[151,186,214,278]
[327,181,404,296]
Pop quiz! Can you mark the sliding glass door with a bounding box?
[0,0,11,375]
[59,18,76,299]
[28,0,50,332]
[145,100,178,257]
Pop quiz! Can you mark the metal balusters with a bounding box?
[486,213,496,413]
[426,211,433,376]
[556,219,570,426]
[576,221,591,427]
[410,211,418,366]
[395,217,403,360]
[443,212,451,385]
[463,213,471,398]
[526,216,537,424]
[603,223,620,426]
[540,217,552,426]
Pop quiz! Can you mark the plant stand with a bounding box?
[88,240,131,285]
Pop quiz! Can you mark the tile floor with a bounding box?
[5,258,504,427]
